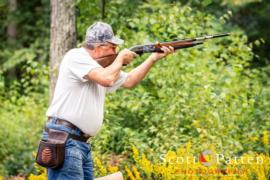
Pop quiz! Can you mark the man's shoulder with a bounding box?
[63,47,93,62]
[67,47,95,60]
[66,47,85,57]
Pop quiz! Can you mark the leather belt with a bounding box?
[46,117,91,142]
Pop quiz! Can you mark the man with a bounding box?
[42,22,174,179]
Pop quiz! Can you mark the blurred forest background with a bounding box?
[0,0,269,179]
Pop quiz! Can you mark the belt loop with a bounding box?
[75,127,81,135]
[54,116,58,123]
[51,116,57,124]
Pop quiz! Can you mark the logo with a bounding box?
[199,150,215,167]
[41,147,52,164]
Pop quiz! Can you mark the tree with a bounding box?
[49,0,76,101]
[7,0,17,45]
[6,0,17,79]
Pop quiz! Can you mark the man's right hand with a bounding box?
[117,48,137,65]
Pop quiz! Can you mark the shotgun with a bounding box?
[96,33,230,67]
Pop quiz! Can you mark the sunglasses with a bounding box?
[98,43,118,49]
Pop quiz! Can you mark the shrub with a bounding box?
[0,94,48,176]
[94,144,270,179]
[90,1,270,156]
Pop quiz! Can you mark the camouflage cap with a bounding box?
[85,22,124,45]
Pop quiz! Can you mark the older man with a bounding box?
[42,22,174,179]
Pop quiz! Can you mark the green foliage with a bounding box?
[0,0,49,88]
[0,95,48,176]
[178,0,270,66]
[0,0,51,176]
[89,1,270,158]
[0,38,48,177]
[0,0,269,177]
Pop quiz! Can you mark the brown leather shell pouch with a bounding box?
[36,129,69,169]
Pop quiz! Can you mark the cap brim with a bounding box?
[106,36,124,45]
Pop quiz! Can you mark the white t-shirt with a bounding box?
[46,47,128,136]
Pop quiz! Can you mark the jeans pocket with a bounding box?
[48,151,84,180]
[47,138,85,180]
[65,139,82,160]
[64,150,83,171]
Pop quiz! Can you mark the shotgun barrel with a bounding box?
[129,33,230,54]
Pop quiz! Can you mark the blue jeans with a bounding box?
[42,117,94,180]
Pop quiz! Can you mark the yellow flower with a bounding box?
[32,151,37,157]
[94,157,107,175]
[125,166,136,180]
[250,136,259,141]
[186,141,192,154]
[0,176,2,180]
[89,145,270,179]
[132,144,139,163]
[165,150,176,165]
[262,130,269,146]
[28,172,46,180]
[153,164,166,176]
[33,163,46,175]
[140,153,153,175]
[176,147,185,156]
[132,166,142,180]
[107,165,119,173]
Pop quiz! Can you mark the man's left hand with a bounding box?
[149,46,174,62]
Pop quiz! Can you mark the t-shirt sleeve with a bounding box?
[106,71,129,93]
[65,50,102,82]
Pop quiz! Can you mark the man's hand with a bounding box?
[117,48,137,65]
[86,49,137,87]
[149,46,174,62]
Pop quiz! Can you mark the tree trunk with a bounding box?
[6,0,17,79]
[101,0,106,20]
[49,0,76,102]
[7,0,17,44]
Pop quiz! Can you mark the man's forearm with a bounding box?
[124,57,155,88]
[87,49,136,87]
[99,57,123,83]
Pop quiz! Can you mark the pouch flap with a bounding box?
[48,129,69,143]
